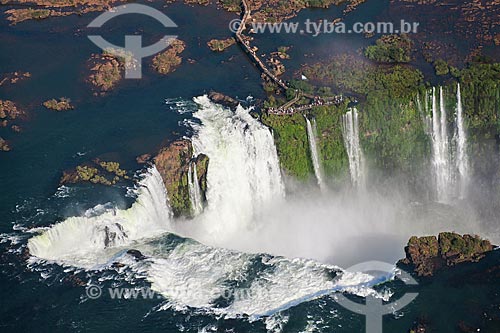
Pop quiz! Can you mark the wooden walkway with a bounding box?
[235,0,344,114]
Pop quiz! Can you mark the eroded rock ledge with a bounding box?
[154,139,209,217]
[399,232,494,277]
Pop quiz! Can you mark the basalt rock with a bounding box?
[208,91,239,109]
[399,232,494,277]
[154,139,209,217]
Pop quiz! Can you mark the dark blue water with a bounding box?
[1,2,499,332]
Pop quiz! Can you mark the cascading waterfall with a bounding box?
[26,96,392,318]
[188,161,203,215]
[426,85,469,203]
[189,96,285,240]
[431,87,452,203]
[305,117,324,189]
[27,167,172,267]
[455,83,469,198]
[342,108,365,188]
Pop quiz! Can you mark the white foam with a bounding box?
[27,167,172,268]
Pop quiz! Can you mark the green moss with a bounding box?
[310,105,349,181]
[433,59,449,76]
[262,112,313,180]
[364,34,413,63]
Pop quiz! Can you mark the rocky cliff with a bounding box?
[154,139,209,217]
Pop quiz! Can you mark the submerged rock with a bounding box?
[399,232,494,276]
[154,139,209,217]
[126,249,146,261]
[0,137,10,152]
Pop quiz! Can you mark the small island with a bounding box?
[87,53,124,95]
[60,159,130,186]
[207,37,236,52]
[152,39,186,75]
[42,97,74,111]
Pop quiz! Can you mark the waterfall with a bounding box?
[342,108,364,188]
[427,85,469,203]
[188,161,203,216]
[190,96,285,240]
[430,87,452,203]
[26,96,392,318]
[305,117,324,189]
[455,83,469,198]
[27,167,172,267]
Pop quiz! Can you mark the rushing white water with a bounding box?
[27,167,172,268]
[305,117,325,189]
[188,162,204,216]
[455,83,469,198]
[427,85,469,203]
[188,95,285,242]
[342,108,364,188]
[28,96,481,319]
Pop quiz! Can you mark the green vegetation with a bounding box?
[219,0,241,12]
[438,232,492,259]
[207,38,236,52]
[262,112,313,180]
[152,40,185,75]
[433,59,449,76]
[457,62,500,134]
[303,54,429,175]
[311,105,349,181]
[364,34,413,63]
[262,103,349,182]
[60,160,129,186]
[303,54,423,98]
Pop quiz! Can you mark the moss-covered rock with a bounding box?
[152,39,186,75]
[399,233,494,276]
[60,159,129,186]
[153,140,209,217]
[87,53,124,95]
[207,38,236,52]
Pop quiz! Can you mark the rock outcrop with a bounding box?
[0,137,10,152]
[154,139,209,217]
[43,97,74,111]
[399,232,494,276]
[60,159,129,186]
[207,38,236,52]
[208,91,239,109]
[151,39,186,75]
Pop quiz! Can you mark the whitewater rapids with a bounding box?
[26,95,488,318]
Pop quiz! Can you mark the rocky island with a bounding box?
[42,97,74,111]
